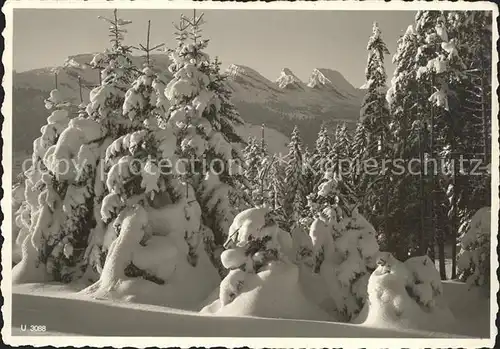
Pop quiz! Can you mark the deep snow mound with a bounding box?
[308,207,379,321]
[201,262,332,321]
[356,253,455,333]
[202,207,328,320]
[81,202,219,310]
[458,207,490,289]
[404,255,450,312]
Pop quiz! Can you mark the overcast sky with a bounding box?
[13,9,416,87]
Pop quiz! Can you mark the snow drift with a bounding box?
[201,207,330,320]
[356,253,455,333]
[81,200,220,309]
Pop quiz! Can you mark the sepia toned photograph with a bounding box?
[1,1,497,347]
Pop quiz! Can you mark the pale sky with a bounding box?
[13,9,416,87]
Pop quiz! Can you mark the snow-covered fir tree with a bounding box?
[243,132,269,207]
[331,123,352,180]
[384,24,423,259]
[359,21,393,253]
[311,124,332,180]
[215,208,283,305]
[158,12,249,275]
[309,205,379,321]
[350,121,368,187]
[197,55,250,271]
[243,136,260,196]
[203,207,329,321]
[59,10,138,282]
[306,124,333,218]
[90,60,180,281]
[414,10,469,273]
[13,89,73,282]
[445,11,492,278]
[359,252,453,330]
[404,255,450,312]
[84,12,249,305]
[457,207,490,291]
[282,126,307,231]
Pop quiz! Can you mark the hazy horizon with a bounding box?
[13,9,416,87]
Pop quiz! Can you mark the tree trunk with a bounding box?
[418,127,427,255]
[451,228,457,279]
[428,80,436,261]
[437,229,446,280]
[451,128,458,279]
[381,131,390,253]
[480,62,490,208]
[78,76,83,103]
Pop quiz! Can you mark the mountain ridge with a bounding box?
[12,53,363,173]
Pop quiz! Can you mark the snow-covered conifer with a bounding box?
[282,126,307,231]
[154,12,248,275]
[12,88,75,282]
[13,10,141,284]
[457,207,490,290]
[216,207,293,303]
[331,123,351,178]
[243,133,269,206]
[359,252,453,330]
[198,56,249,271]
[82,13,224,306]
[309,207,379,321]
[359,22,393,253]
[311,124,332,179]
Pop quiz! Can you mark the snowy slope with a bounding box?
[9,283,466,339]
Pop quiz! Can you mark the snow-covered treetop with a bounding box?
[363,22,390,88]
[405,24,416,36]
[98,9,133,50]
[46,89,65,106]
[415,10,465,112]
[386,24,418,106]
[288,126,303,152]
[164,12,245,176]
[367,22,390,57]
[314,124,332,157]
[392,25,417,69]
[86,10,137,120]
[415,10,440,34]
[226,207,279,247]
[181,10,206,45]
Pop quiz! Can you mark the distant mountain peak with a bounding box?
[307,68,361,99]
[276,68,304,90]
[226,64,268,80]
[225,64,282,94]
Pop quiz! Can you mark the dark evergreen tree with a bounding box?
[359,22,393,252]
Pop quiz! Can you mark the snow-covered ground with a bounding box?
[8,279,489,339]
